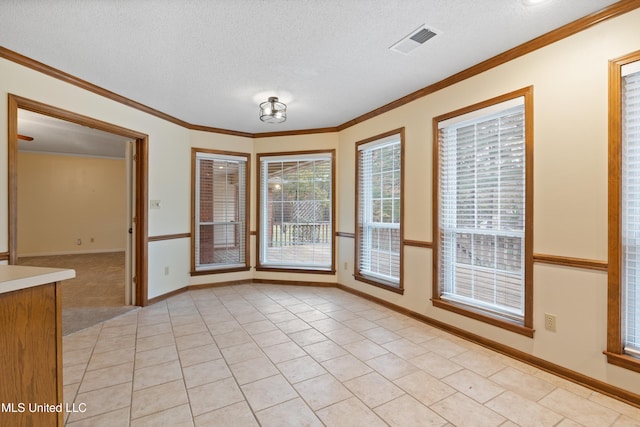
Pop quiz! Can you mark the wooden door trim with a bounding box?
[7,94,149,306]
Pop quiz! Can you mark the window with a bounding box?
[191,149,249,273]
[433,87,533,336]
[257,150,335,272]
[607,52,640,373]
[355,129,404,292]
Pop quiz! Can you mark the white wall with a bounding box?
[17,152,127,256]
[0,57,195,299]
[1,7,639,398]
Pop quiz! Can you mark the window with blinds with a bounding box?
[435,94,530,326]
[622,62,640,358]
[258,152,334,271]
[355,131,403,290]
[193,150,249,272]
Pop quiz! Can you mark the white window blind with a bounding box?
[260,154,332,269]
[357,137,401,286]
[622,65,640,357]
[438,99,526,322]
[195,152,247,270]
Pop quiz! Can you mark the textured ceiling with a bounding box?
[0,0,623,134]
[18,110,130,158]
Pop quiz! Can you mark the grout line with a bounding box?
[189,289,259,425]
[63,284,638,426]
[128,309,140,424]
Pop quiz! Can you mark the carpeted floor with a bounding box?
[61,306,138,335]
[17,252,137,335]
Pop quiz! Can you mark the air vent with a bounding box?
[390,25,438,55]
[410,28,437,44]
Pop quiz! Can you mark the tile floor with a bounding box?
[62,284,640,426]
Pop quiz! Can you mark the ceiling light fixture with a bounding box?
[521,0,551,5]
[259,97,287,123]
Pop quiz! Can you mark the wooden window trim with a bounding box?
[432,87,535,337]
[256,149,336,274]
[354,128,405,293]
[190,148,251,274]
[607,50,640,372]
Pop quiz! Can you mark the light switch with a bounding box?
[150,200,161,209]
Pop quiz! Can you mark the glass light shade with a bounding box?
[521,0,550,5]
[259,97,287,123]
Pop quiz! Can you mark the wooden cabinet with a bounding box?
[0,267,72,427]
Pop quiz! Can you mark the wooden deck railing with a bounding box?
[269,222,331,246]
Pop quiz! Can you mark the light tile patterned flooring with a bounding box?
[63,284,640,426]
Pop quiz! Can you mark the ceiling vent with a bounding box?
[390,25,438,55]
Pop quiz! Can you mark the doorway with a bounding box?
[8,95,149,312]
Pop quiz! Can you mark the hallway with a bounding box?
[18,252,135,334]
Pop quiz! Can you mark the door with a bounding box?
[125,141,136,305]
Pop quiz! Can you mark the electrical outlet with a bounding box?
[544,313,557,332]
[164,266,170,276]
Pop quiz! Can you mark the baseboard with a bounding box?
[252,278,336,287]
[188,279,254,290]
[147,279,254,304]
[149,278,336,304]
[334,284,640,409]
[18,248,126,257]
[147,287,189,305]
[146,278,640,409]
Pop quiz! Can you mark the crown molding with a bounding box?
[188,123,253,138]
[252,126,339,138]
[0,46,194,129]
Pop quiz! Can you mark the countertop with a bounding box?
[0,265,76,295]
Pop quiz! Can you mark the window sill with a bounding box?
[604,351,640,374]
[255,266,336,275]
[354,274,403,294]
[190,266,250,276]
[431,298,534,338]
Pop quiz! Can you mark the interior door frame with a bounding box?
[8,94,149,306]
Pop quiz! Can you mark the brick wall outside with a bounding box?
[199,160,214,264]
